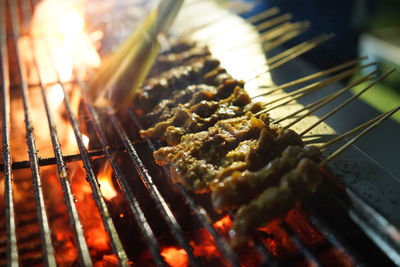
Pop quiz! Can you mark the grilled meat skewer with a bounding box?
[211,145,321,213]
[231,158,322,243]
[141,86,263,145]
[153,113,303,193]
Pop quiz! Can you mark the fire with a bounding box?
[97,162,118,200]
[161,247,189,267]
[31,0,101,82]
[213,215,232,234]
[47,84,65,109]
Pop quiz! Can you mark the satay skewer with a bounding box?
[284,69,394,131]
[268,34,334,69]
[257,57,368,91]
[254,64,375,111]
[255,13,293,31]
[272,70,378,126]
[247,34,333,82]
[321,103,400,165]
[246,7,280,24]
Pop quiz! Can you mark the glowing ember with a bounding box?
[97,162,118,200]
[161,247,189,267]
[213,215,232,234]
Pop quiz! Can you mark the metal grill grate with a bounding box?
[0,0,399,266]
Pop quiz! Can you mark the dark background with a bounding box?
[243,0,400,69]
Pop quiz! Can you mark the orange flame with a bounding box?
[31,0,101,82]
[97,162,118,200]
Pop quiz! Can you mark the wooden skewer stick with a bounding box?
[248,34,332,82]
[260,21,309,44]
[246,7,280,24]
[263,23,311,53]
[273,70,376,125]
[257,57,368,93]
[321,103,400,165]
[253,61,373,100]
[268,34,334,70]
[255,13,293,31]
[320,112,386,149]
[298,69,395,136]
[223,22,303,54]
[224,1,254,15]
[254,63,373,112]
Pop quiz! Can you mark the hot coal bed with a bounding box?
[1,0,400,266]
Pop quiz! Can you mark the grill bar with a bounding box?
[16,2,95,264]
[7,0,57,265]
[107,109,201,267]
[48,71,129,264]
[127,109,242,267]
[29,42,93,266]
[79,90,167,266]
[1,148,110,170]
[0,0,18,265]
[280,222,324,267]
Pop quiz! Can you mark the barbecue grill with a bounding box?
[1,0,400,266]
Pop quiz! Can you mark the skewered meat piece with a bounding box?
[150,45,211,77]
[231,158,322,243]
[153,113,303,193]
[154,113,271,192]
[147,79,244,123]
[211,145,321,213]
[141,86,263,145]
[132,57,229,114]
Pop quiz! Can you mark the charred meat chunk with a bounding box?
[153,113,304,193]
[231,158,323,243]
[141,86,263,145]
[211,145,321,213]
[132,57,225,114]
[147,79,244,123]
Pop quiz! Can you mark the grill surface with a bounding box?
[1,0,399,266]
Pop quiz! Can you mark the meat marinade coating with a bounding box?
[231,158,323,243]
[211,145,321,213]
[153,113,304,193]
[150,45,211,77]
[132,57,229,114]
[154,113,271,192]
[147,79,244,123]
[140,86,263,145]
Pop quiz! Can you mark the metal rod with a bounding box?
[7,0,57,265]
[107,108,200,267]
[19,0,93,262]
[0,0,18,265]
[77,84,166,266]
[47,64,130,266]
[280,222,324,267]
[0,148,109,171]
[30,42,93,266]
